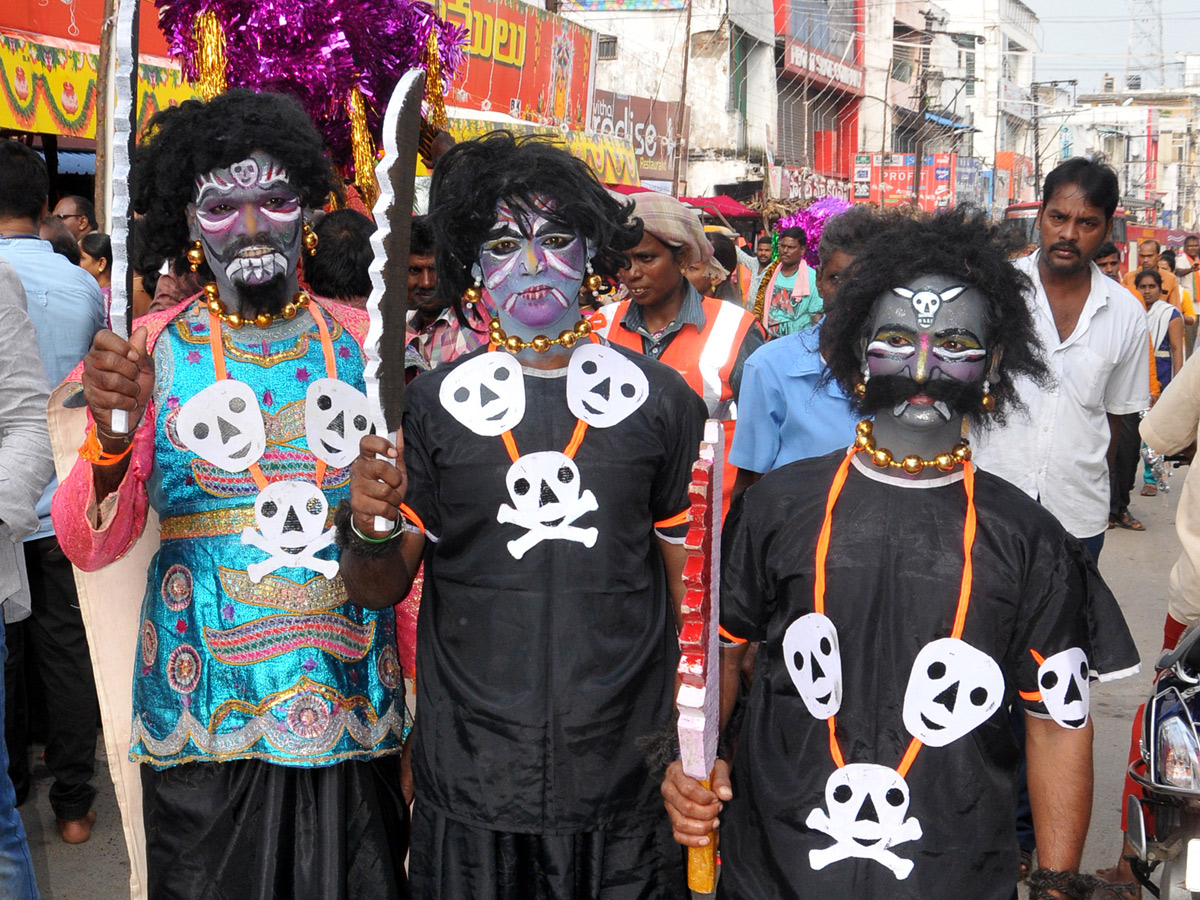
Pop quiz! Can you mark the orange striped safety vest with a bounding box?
[594,297,759,515]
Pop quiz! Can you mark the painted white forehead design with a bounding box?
[194,156,292,204]
[891,284,967,329]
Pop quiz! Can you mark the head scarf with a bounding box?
[629,192,727,282]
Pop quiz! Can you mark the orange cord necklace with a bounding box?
[815,447,977,777]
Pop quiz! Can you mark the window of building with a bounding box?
[597,34,617,60]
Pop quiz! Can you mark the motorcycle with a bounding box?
[1128,624,1200,898]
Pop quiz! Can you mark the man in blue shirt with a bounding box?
[0,141,105,844]
[731,207,888,491]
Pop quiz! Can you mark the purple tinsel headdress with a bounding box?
[154,0,466,177]
[776,197,853,267]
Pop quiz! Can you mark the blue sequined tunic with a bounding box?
[130,302,404,768]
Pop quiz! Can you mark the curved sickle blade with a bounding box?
[363,70,425,532]
[364,69,426,438]
[107,0,140,433]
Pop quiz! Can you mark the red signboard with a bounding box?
[436,0,594,130]
[0,0,170,57]
[781,39,864,96]
[853,152,961,210]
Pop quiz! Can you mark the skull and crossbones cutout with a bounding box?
[807,763,923,879]
[496,451,598,560]
[439,353,526,436]
[566,344,649,428]
[1033,647,1091,729]
[305,378,372,469]
[240,481,339,582]
[902,638,1005,747]
[891,285,966,329]
[783,613,843,719]
[176,381,266,472]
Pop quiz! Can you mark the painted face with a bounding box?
[480,199,585,333]
[902,638,1005,747]
[864,274,991,428]
[188,151,304,308]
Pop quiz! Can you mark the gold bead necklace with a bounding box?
[488,317,593,354]
[200,282,311,329]
[852,419,971,475]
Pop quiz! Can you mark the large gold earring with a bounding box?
[980,380,996,412]
[302,222,319,256]
[187,240,205,273]
[463,274,483,306]
[585,261,607,301]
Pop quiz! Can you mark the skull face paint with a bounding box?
[439,353,526,436]
[188,150,304,312]
[806,763,923,879]
[1036,647,1090,729]
[480,199,586,334]
[176,380,267,472]
[902,637,1005,747]
[496,451,599,559]
[566,344,649,428]
[864,274,991,429]
[305,378,372,469]
[782,613,843,719]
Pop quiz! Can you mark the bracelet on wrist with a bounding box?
[350,518,402,544]
[78,425,134,466]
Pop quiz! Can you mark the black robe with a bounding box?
[718,451,1139,900]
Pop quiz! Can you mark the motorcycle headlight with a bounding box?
[1158,714,1200,790]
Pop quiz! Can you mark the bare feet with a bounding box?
[57,809,97,844]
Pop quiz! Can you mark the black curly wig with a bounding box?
[427,131,643,305]
[132,89,341,265]
[821,206,1050,428]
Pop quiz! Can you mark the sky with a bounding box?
[1032,0,1195,92]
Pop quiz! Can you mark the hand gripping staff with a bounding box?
[363,70,427,533]
[677,419,724,892]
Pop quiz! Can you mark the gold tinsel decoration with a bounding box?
[347,86,380,209]
[192,10,228,101]
[423,26,448,132]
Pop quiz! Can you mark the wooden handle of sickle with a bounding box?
[686,778,717,893]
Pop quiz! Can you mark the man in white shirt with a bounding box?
[974,158,1150,561]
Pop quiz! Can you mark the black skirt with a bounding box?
[408,801,687,900]
[142,756,409,900]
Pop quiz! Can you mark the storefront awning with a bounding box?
[923,111,972,130]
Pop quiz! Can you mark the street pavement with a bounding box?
[16,464,1190,898]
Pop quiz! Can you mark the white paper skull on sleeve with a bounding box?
[566,343,649,428]
[1035,647,1090,729]
[783,613,842,719]
[305,378,373,469]
[496,451,598,560]
[240,481,339,582]
[176,380,266,472]
[902,637,1004,747]
[806,763,922,879]
[439,353,526,436]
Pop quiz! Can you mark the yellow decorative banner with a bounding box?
[419,116,640,186]
[0,29,198,138]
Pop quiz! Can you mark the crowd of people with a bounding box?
[0,87,1196,900]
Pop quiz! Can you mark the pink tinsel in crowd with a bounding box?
[775,197,853,267]
[154,0,466,175]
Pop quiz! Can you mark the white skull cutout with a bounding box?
[439,353,525,436]
[1036,647,1090,729]
[902,637,1004,747]
[891,285,966,329]
[176,380,266,472]
[567,343,649,428]
[240,481,338,582]
[783,613,842,719]
[806,763,923,880]
[496,451,598,560]
[305,378,372,469]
